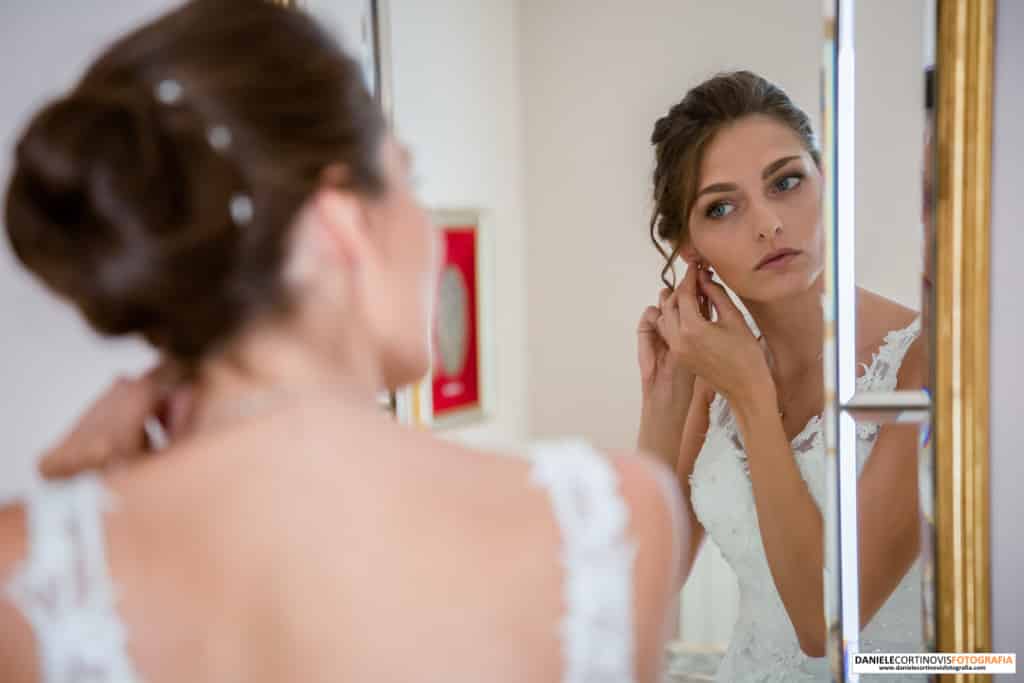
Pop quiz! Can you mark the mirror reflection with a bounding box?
[0,1,943,682]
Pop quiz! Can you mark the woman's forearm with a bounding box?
[733,391,826,656]
[637,391,693,469]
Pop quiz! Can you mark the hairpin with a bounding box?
[152,79,252,228]
[229,194,254,226]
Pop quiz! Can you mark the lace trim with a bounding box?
[527,440,637,683]
[5,475,140,683]
[855,317,922,440]
[709,317,922,474]
[857,317,922,392]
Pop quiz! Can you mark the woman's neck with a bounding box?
[180,325,382,438]
[743,279,825,383]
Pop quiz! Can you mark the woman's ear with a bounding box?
[283,186,372,290]
[312,187,373,271]
[679,241,702,267]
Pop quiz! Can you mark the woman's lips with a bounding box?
[756,249,802,270]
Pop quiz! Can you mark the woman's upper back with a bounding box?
[0,396,681,683]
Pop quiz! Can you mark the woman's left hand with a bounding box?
[655,267,773,406]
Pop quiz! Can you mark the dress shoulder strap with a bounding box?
[526,439,637,683]
[5,475,140,683]
[858,317,923,393]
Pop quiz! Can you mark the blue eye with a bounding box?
[706,202,735,219]
[773,174,802,193]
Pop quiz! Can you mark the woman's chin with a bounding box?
[381,353,431,392]
[739,269,820,303]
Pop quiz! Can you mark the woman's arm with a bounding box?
[636,273,703,470]
[674,377,712,587]
[607,451,687,683]
[731,384,825,655]
[733,336,927,657]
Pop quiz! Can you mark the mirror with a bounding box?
[293,0,990,680]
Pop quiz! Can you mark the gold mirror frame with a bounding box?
[934,0,993,672]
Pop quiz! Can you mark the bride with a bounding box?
[0,2,683,681]
[637,71,927,681]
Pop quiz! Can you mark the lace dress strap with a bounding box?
[854,317,923,442]
[526,440,637,683]
[858,317,923,392]
[5,475,140,683]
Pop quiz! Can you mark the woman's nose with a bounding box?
[751,201,783,241]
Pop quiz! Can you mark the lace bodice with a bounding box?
[5,440,644,683]
[689,318,924,682]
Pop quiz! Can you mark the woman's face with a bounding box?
[683,115,824,304]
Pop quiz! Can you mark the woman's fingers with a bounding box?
[638,304,668,384]
[678,261,700,297]
[38,368,175,479]
[655,299,682,346]
[658,287,674,313]
[39,436,117,479]
[638,305,663,333]
[668,264,704,322]
[699,271,746,327]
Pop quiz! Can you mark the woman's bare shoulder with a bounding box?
[856,288,920,345]
[854,287,926,389]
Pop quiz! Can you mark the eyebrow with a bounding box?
[694,155,803,200]
[761,155,801,179]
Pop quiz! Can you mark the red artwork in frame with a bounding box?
[430,212,484,426]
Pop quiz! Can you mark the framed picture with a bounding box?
[427,209,489,429]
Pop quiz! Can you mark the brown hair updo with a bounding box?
[4,0,386,363]
[649,70,820,287]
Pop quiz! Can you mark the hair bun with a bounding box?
[6,0,388,363]
[5,85,202,346]
[14,87,169,219]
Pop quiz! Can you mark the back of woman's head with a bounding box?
[649,70,819,287]
[5,0,386,362]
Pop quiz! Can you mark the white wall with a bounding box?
[855,0,928,311]
[991,0,1024,656]
[0,2,178,501]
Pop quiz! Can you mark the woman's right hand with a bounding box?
[636,268,699,467]
[38,361,192,479]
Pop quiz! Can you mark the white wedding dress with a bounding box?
[5,439,645,683]
[689,318,925,682]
